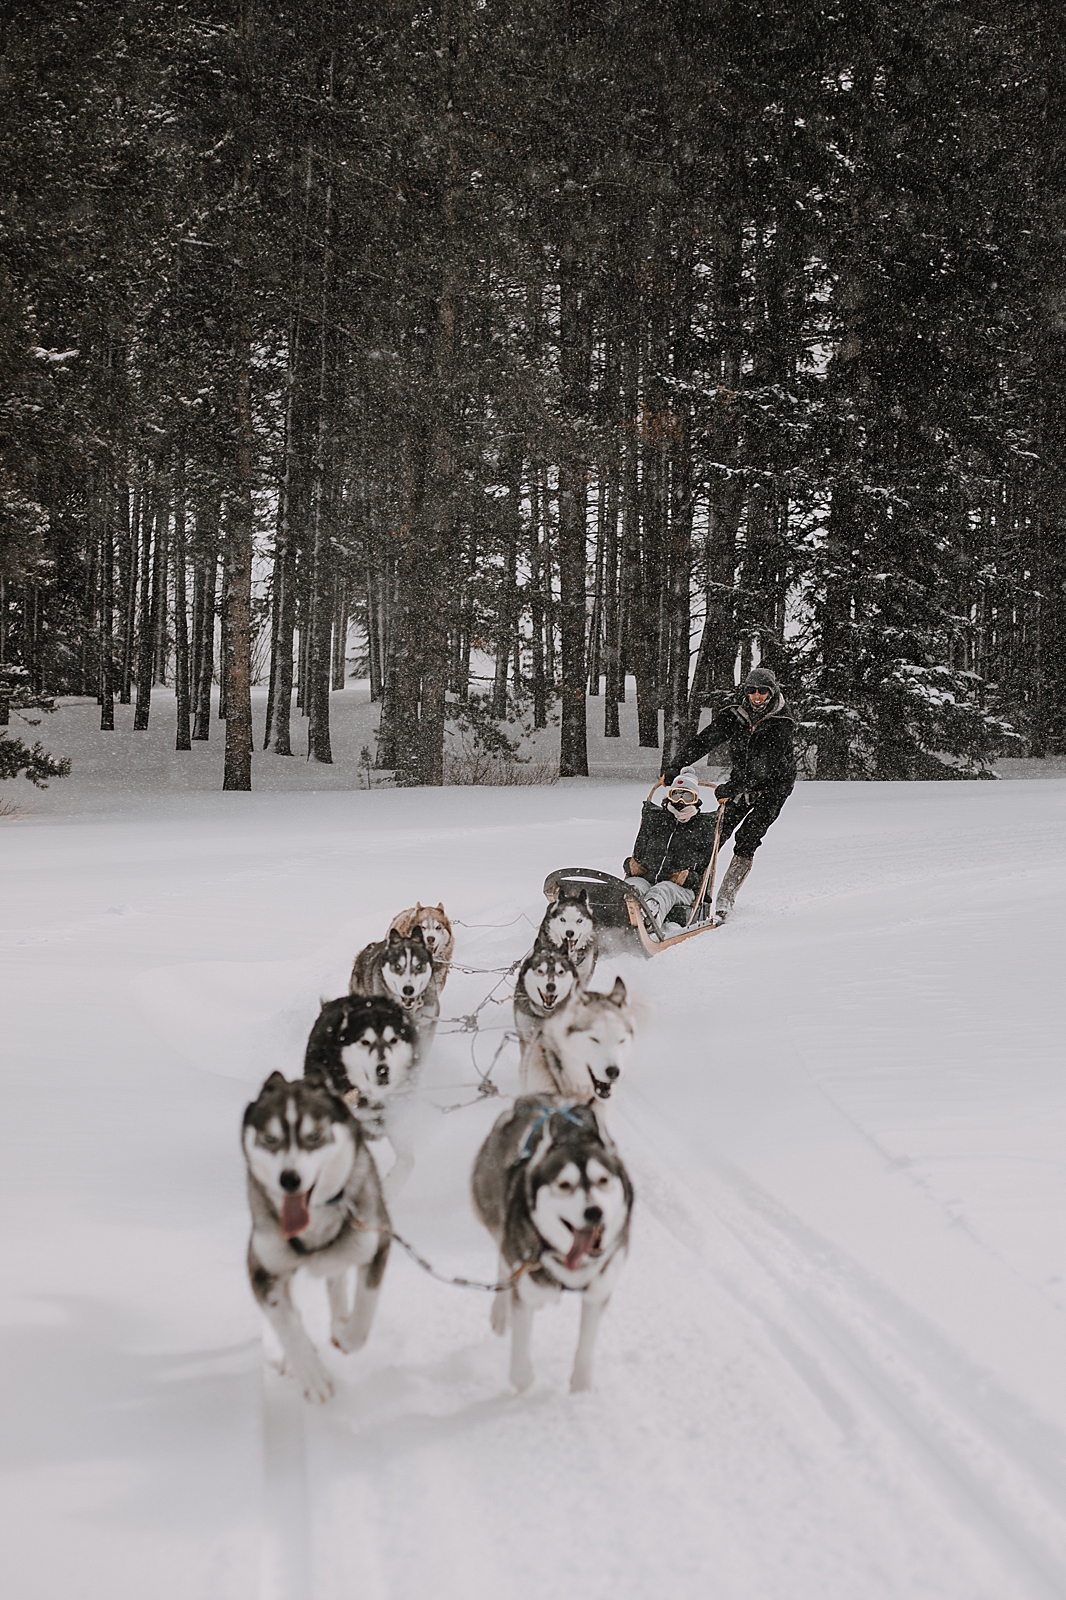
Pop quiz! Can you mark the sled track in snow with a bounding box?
[624,1103,1066,1600]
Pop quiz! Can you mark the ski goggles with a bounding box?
[667,787,699,807]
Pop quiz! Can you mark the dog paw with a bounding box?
[569,1371,594,1395]
[490,1297,509,1336]
[510,1363,534,1393]
[332,1318,371,1355]
[292,1360,334,1404]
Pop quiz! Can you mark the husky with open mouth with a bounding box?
[513,941,581,1056]
[303,994,422,1197]
[349,925,440,1060]
[387,902,455,990]
[537,885,598,984]
[243,1071,390,1404]
[520,976,634,1103]
[472,1095,634,1393]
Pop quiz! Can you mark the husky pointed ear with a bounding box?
[415,902,424,913]
[410,925,428,946]
[387,926,404,945]
[436,902,445,913]
[304,1066,328,1088]
[609,976,627,1005]
[262,1070,288,1091]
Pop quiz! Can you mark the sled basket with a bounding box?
[542,867,718,959]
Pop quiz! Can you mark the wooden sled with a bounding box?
[543,781,726,958]
[542,867,719,959]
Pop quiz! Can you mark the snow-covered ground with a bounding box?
[4,690,1066,1599]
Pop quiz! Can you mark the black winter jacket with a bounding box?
[672,692,797,798]
[626,801,721,887]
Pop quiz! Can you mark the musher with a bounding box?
[664,666,797,921]
[623,766,720,928]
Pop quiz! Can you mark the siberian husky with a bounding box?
[243,1071,390,1404]
[520,976,634,1103]
[513,942,581,1055]
[388,902,455,989]
[350,925,440,1059]
[304,994,417,1134]
[537,885,597,984]
[304,994,422,1197]
[472,1095,634,1393]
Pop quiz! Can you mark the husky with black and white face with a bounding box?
[514,942,581,1050]
[349,925,440,1062]
[303,993,422,1197]
[520,976,634,1104]
[471,1095,634,1393]
[537,887,597,984]
[388,902,455,987]
[243,1071,390,1404]
[305,995,417,1133]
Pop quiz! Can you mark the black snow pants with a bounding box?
[718,785,791,857]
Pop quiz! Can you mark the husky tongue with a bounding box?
[280,1191,311,1239]
[564,1227,600,1271]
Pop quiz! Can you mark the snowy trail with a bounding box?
[4,772,1066,1598]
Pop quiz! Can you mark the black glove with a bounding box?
[714,782,734,802]
[662,768,679,787]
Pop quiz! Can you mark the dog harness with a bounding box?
[513,1102,587,1166]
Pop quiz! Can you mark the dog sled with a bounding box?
[544,780,725,957]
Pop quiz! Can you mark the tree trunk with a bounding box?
[222,0,256,790]
[557,256,589,778]
[493,446,522,717]
[133,476,165,730]
[602,467,621,737]
[307,117,336,766]
[173,456,192,751]
[331,570,348,691]
[99,470,115,731]
[586,476,606,695]
[118,482,136,705]
[152,496,169,687]
[192,494,219,740]
[529,468,547,728]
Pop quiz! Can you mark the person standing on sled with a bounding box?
[623,766,720,928]
[664,667,797,921]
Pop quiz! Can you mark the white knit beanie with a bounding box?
[669,766,701,794]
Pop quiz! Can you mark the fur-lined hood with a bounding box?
[733,690,795,728]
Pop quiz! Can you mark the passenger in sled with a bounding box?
[623,766,719,930]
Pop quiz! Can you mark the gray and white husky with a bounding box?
[388,902,455,990]
[472,1095,634,1393]
[520,976,634,1103]
[303,993,422,1198]
[243,1071,390,1404]
[513,942,581,1054]
[349,925,440,1059]
[537,886,597,984]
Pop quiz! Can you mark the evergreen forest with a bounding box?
[3,0,1064,787]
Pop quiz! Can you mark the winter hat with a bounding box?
[741,666,780,694]
[668,766,702,796]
